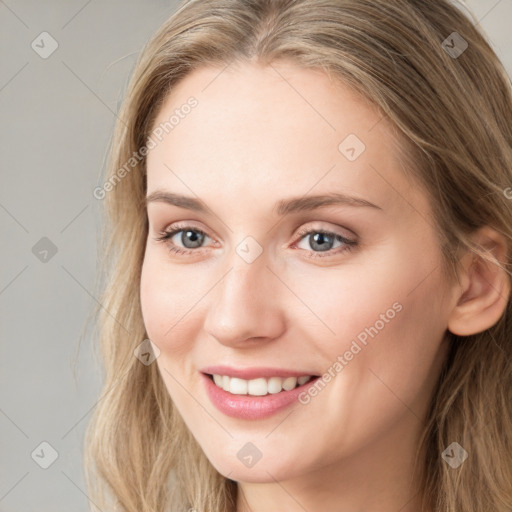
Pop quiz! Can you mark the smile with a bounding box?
[201,370,321,420]
[210,374,314,395]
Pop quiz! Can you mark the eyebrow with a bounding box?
[145,190,382,215]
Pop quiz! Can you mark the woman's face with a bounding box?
[140,60,455,484]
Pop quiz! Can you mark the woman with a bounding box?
[85,1,512,511]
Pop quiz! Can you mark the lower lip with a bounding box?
[202,373,319,420]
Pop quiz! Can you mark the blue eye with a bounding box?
[293,228,357,258]
[154,224,211,255]
[154,224,358,259]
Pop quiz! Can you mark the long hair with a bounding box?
[84,1,512,510]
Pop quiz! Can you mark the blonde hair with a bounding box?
[84,1,512,510]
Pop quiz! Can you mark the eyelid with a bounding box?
[154,221,358,258]
[292,222,357,242]
[156,222,353,243]
[155,220,213,240]
[155,222,214,246]
[290,225,358,258]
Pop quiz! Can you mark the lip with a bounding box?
[201,372,320,420]
[200,365,319,380]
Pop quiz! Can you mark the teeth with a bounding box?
[230,377,248,395]
[211,374,314,395]
[297,376,310,385]
[248,378,267,396]
[267,377,282,394]
[282,377,297,391]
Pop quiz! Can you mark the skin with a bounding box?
[139,60,510,512]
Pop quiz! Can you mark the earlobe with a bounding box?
[447,226,511,336]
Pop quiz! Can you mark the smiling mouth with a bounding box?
[205,373,319,396]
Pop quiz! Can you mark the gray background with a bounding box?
[0,1,510,511]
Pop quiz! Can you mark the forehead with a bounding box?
[145,61,427,219]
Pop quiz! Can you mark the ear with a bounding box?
[448,226,510,336]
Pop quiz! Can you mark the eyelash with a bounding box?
[153,222,358,259]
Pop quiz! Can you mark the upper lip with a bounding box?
[200,365,319,380]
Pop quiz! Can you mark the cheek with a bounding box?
[332,270,446,418]
[292,247,448,406]
[361,276,448,397]
[287,257,407,357]
[140,257,169,343]
[278,269,447,466]
[140,256,202,414]
[303,240,447,364]
[140,253,198,357]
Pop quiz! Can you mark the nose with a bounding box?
[203,251,286,347]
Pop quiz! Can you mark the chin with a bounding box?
[203,445,303,483]
[215,463,295,483]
